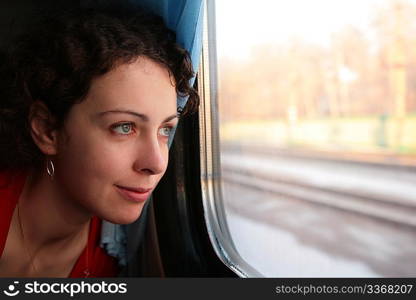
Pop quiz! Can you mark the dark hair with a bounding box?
[0,6,199,170]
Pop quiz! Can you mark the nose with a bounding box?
[133,137,167,175]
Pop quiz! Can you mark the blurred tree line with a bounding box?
[218,0,416,123]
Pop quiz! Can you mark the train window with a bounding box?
[200,0,416,277]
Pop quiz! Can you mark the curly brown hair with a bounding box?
[0,6,199,170]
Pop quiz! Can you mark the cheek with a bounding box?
[54,134,136,217]
[55,131,131,197]
[58,136,132,180]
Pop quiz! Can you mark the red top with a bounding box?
[0,169,120,277]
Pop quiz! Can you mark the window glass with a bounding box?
[215,0,416,276]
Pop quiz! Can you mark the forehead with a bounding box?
[83,57,177,117]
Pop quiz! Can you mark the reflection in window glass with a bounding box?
[215,0,416,276]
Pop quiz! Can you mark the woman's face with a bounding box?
[54,57,177,224]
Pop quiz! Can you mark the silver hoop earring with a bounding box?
[46,159,55,178]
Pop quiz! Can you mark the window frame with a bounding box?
[198,0,263,278]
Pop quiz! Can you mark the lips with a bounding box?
[115,185,152,203]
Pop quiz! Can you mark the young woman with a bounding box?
[0,6,198,277]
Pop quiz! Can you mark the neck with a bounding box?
[18,168,92,250]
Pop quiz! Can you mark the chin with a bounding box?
[100,205,145,225]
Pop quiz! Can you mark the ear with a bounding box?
[29,101,59,156]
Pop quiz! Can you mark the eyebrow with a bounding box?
[98,109,178,123]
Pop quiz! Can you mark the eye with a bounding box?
[158,126,173,137]
[111,123,134,135]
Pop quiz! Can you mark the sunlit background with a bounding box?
[213,0,416,277]
[217,0,416,157]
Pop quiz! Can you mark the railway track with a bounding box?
[220,151,416,228]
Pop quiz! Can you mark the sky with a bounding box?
[214,0,415,60]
